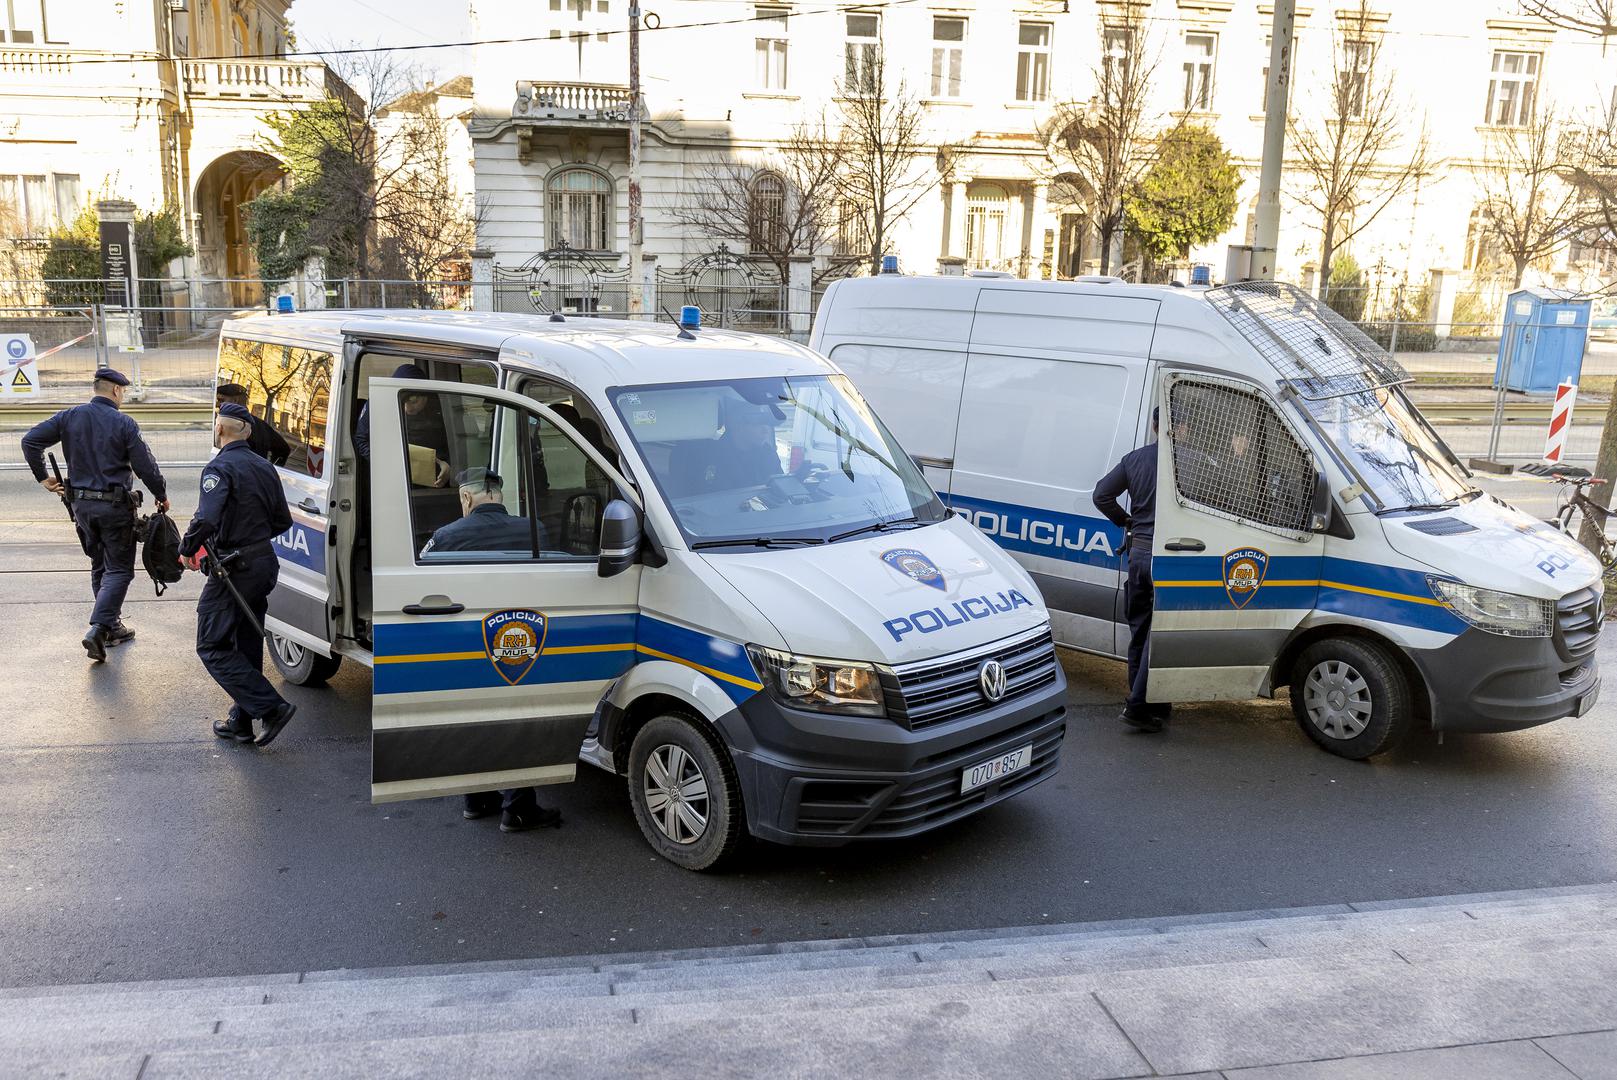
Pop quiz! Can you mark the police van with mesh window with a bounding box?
[814,276,1603,759]
[212,309,1067,870]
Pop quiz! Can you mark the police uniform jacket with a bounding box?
[179,440,293,557]
[423,503,545,554]
[1093,443,1156,548]
[21,397,167,501]
[246,414,292,466]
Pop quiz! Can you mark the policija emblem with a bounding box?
[1223,548,1269,609]
[882,548,945,591]
[482,609,548,685]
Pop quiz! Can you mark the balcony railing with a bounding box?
[0,49,73,77]
[182,58,329,102]
[514,81,633,122]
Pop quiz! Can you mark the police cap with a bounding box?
[456,467,502,491]
[218,402,253,423]
[93,367,131,386]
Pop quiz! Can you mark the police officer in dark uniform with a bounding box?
[1094,407,1171,733]
[215,382,291,465]
[179,403,297,747]
[21,367,169,661]
[422,468,562,833]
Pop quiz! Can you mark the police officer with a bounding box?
[215,383,291,465]
[423,467,562,833]
[1094,407,1171,733]
[179,403,297,747]
[21,367,169,661]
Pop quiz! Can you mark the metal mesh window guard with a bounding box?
[1168,377,1317,536]
[1204,281,1410,400]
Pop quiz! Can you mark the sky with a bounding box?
[287,0,473,83]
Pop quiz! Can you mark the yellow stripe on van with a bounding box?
[1154,577,1442,608]
[1319,580,1446,607]
[633,644,765,691]
[375,651,487,665]
[372,641,765,690]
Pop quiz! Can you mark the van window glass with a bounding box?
[402,388,608,562]
[955,355,1128,492]
[609,374,948,548]
[216,336,331,478]
[827,344,966,464]
[1292,384,1476,512]
[518,376,624,488]
[1168,379,1315,534]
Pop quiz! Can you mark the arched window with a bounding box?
[231,15,247,56]
[547,167,612,251]
[748,172,787,254]
[965,182,1008,270]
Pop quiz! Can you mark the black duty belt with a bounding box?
[71,488,126,504]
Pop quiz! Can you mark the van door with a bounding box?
[215,335,337,654]
[1149,372,1324,702]
[366,377,642,802]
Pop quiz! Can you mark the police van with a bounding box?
[211,309,1067,869]
[813,276,1603,759]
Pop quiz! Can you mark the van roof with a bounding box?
[219,309,833,390]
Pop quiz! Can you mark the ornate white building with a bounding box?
[468,0,1617,323]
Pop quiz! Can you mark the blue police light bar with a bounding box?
[275,294,294,313]
[880,254,899,274]
[680,305,701,329]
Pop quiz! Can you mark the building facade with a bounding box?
[0,0,338,304]
[468,0,1617,324]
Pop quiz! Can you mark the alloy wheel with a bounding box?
[643,743,710,845]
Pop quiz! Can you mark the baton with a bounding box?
[200,546,270,642]
[46,453,74,521]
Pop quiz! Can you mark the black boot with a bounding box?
[82,624,107,663]
[255,702,297,747]
[1120,706,1163,733]
[213,717,255,743]
[463,793,502,820]
[104,622,135,647]
[500,805,563,833]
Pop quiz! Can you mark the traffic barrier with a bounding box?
[1543,381,1578,464]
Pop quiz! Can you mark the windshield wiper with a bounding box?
[828,516,926,543]
[1378,502,1460,515]
[689,536,826,550]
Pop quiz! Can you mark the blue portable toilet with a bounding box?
[1495,288,1592,392]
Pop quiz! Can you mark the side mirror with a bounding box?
[1308,470,1332,533]
[598,499,642,578]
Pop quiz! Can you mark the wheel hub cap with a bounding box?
[643,744,710,846]
[1303,660,1373,740]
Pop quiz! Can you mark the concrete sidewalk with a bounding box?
[6,883,1616,1078]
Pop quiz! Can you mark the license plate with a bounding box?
[961,743,1034,794]
[1577,683,1600,717]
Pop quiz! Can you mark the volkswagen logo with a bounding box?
[978,659,1007,703]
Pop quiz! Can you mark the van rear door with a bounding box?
[366,377,642,802]
[1149,372,1324,701]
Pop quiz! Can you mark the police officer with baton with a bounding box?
[179,403,297,746]
[21,367,169,661]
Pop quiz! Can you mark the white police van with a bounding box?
[212,309,1067,869]
[814,276,1603,759]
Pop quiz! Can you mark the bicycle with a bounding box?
[1520,462,1617,576]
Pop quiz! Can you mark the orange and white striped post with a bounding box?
[1543,381,1579,465]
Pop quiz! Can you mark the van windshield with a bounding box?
[1293,384,1479,511]
[609,374,948,548]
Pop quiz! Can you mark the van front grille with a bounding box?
[880,627,1059,731]
[1556,585,1603,662]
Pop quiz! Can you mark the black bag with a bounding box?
[138,510,185,596]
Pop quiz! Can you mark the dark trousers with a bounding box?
[1124,539,1155,714]
[73,500,136,630]
[465,789,538,814]
[196,545,286,721]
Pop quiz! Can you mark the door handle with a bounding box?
[911,454,954,470]
[1164,537,1205,552]
[403,601,465,616]
[296,497,324,516]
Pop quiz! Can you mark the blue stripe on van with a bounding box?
[944,493,1124,570]
[270,512,325,572]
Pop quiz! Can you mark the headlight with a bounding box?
[1428,578,1553,637]
[745,645,886,717]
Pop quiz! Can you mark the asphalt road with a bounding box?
[3,469,1617,990]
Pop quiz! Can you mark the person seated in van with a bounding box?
[669,402,782,495]
[215,382,291,466]
[354,363,450,487]
[420,468,545,557]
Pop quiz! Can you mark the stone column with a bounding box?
[788,255,814,338]
[939,182,955,263]
[470,248,494,312]
[1427,268,1458,340]
[640,253,658,321]
[1028,182,1050,279]
[299,247,328,310]
[948,181,968,261]
[937,255,967,276]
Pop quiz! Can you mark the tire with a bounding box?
[626,713,745,872]
[1289,637,1413,760]
[268,633,343,686]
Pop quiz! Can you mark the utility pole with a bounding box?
[627,2,644,316]
[1252,0,1295,281]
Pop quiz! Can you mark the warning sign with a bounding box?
[1,333,37,398]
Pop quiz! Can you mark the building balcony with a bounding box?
[0,48,73,79]
[512,81,634,128]
[182,58,332,104]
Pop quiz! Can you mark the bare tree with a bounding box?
[1287,2,1430,288]
[1475,108,1590,288]
[373,86,480,294]
[1570,96,1617,282]
[668,119,845,284]
[1043,5,1162,277]
[828,52,936,276]
[1519,1,1617,36]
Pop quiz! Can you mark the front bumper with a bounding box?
[724,669,1069,847]
[1409,623,1600,733]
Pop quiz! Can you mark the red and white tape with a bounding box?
[1543,381,1578,464]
